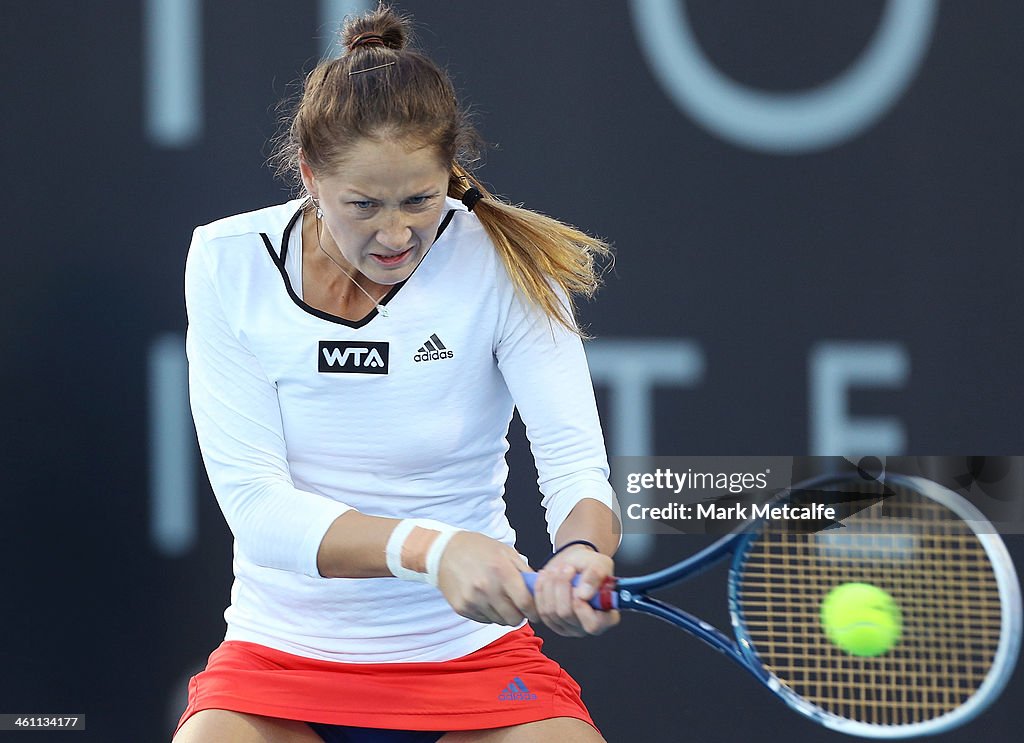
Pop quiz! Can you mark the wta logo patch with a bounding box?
[318,341,389,374]
[498,677,537,702]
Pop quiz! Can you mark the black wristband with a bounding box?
[544,539,599,566]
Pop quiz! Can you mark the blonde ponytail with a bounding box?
[449,164,612,337]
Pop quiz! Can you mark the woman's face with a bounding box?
[300,137,450,285]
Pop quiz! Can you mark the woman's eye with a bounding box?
[407,196,429,206]
[351,201,374,210]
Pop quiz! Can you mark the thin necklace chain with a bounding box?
[314,211,390,318]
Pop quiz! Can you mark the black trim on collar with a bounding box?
[275,205,303,266]
[260,206,457,329]
[435,208,456,238]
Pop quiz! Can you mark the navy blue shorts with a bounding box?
[309,722,444,743]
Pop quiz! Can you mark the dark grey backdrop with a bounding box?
[1,2,1022,741]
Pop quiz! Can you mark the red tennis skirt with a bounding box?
[175,626,595,735]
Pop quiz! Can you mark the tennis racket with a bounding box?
[524,473,1022,738]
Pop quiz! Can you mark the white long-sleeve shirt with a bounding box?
[185,197,617,662]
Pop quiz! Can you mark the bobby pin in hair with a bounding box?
[349,61,396,76]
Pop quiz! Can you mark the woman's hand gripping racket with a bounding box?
[524,473,1022,738]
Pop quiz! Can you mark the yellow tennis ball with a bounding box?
[820,582,902,657]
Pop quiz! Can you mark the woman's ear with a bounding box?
[298,149,318,199]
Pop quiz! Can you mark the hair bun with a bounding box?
[341,5,409,53]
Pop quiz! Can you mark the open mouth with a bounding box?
[371,247,413,267]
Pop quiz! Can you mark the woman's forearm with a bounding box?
[553,498,620,556]
[316,511,400,578]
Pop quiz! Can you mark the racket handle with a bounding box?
[521,572,619,610]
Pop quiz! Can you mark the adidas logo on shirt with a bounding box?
[497,677,538,702]
[413,334,454,363]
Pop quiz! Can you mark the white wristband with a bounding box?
[385,519,423,582]
[424,528,461,587]
[385,518,462,585]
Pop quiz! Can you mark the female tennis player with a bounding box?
[173,5,619,742]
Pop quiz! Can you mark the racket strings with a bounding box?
[735,482,1003,727]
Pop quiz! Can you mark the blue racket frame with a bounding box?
[614,530,755,670]
[613,526,826,724]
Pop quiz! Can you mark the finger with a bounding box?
[533,567,558,618]
[457,606,497,625]
[507,579,539,624]
[572,565,605,602]
[573,599,620,635]
[484,566,530,626]
[453,592,502,624]
[548,565,577,624]
[545,549,613,604]
[506,559,539,624]
[566,557,613,603]
[533,568,559,628]
[463,603,515,626]
[532,569,557,622]
[488,593,528,626]
[511,551,533,572]
[540,566,593,637]
[457,583,524,626]
[540,565,586,637]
